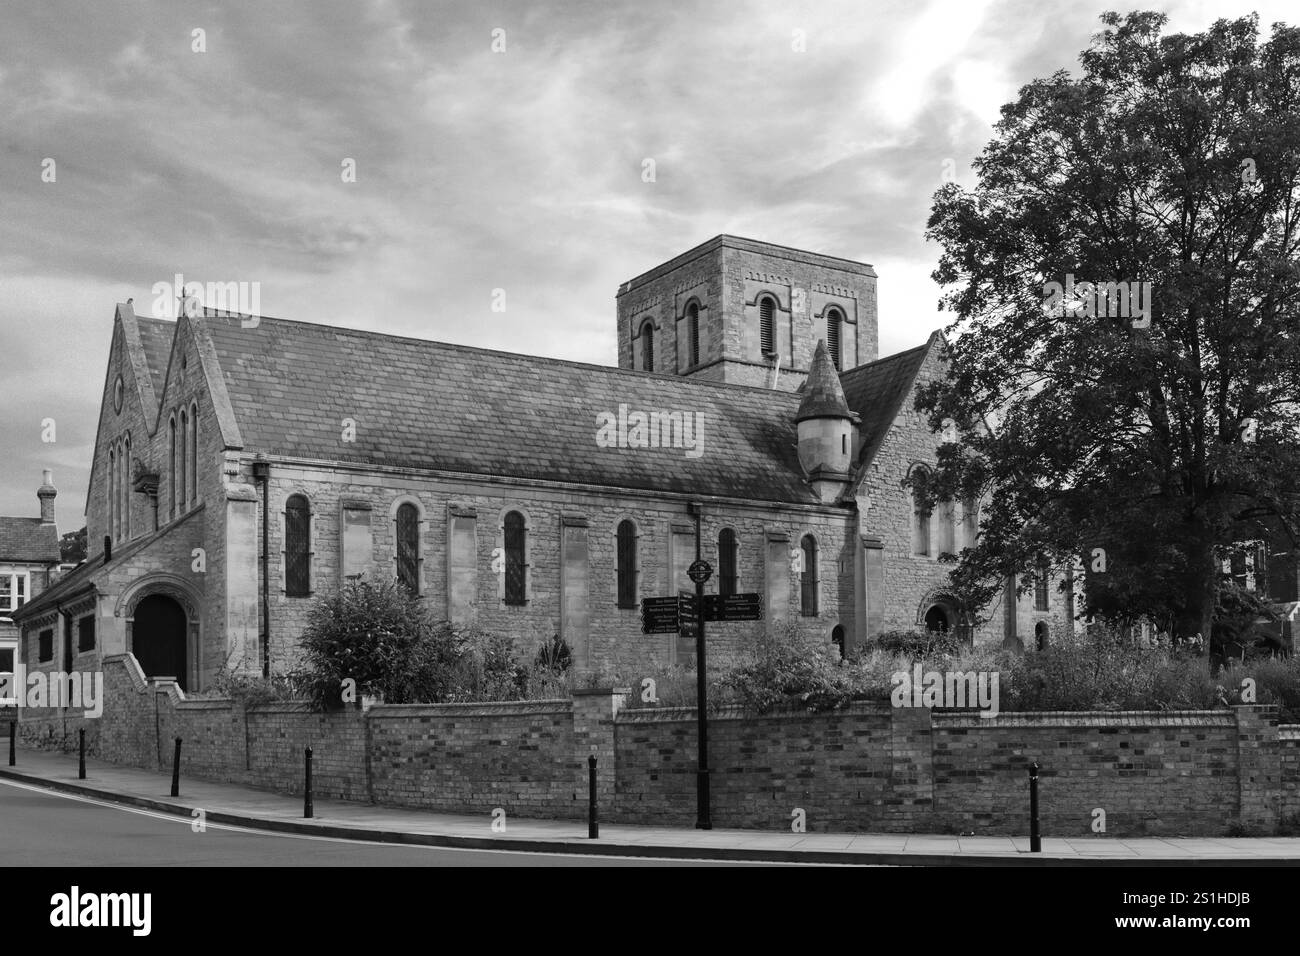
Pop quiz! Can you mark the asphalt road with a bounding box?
[0,779,751,867]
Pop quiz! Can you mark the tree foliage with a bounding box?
[919,11,1300,638]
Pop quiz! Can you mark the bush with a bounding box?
[188,649,307,706]
[298,579,467,707]
[720,624,865,713]
[534,635,571,674]
[866,628,962,660]
[446,629,529,702]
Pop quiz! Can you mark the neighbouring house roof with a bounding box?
[11,514,191,622]
[0,518,60,564]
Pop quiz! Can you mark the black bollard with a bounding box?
[1029,761,1041,853]
[587,754,599,839]
[304,746,313,819]
[8,721,14,766]
[170,738,182,797]
[78,728,86,779]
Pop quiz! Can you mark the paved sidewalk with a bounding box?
[2,747,1298,866]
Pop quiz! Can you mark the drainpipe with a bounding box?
[252,456,271,678]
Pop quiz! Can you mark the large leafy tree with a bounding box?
[919,11,1300,641]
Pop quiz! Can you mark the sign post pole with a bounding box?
[687,502,712,831]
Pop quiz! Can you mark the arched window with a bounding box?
[686,301,700,367]
[962,496,979,549]
[504,510,527,605]
[285,495,311,597]
[800,534,818,616]
[826,308,843,370]
[718,528,738,597]
[122,434,131,540]
[115,440,124,541]
[911,468,932,557]
[759,296,776,355]
[937,498,956,556]
[616,519,638,608]
[168,416,177,519]
[108,445,116,542]
[640,320,655,372]
[189,402,199,505]
[1035,557,1050,611]
[395,502,420,595]
[178,409,188,511]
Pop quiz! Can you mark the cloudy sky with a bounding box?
[0,0,1287,528]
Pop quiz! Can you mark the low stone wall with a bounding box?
[15,654,1300,835]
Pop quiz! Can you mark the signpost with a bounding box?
[703,593,763,622]
[640,592,763,628]
[635,513,766,833]
[678,590,700,640]
[640,596,680,634]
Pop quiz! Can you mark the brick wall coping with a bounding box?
[617,700,893,724]
[367,700,573,718]
[571,687,632,697]
[243,701,325,714]
[175,698,238,712]
[933,710,1236,729]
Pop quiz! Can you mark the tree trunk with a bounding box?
[1176,528,1218,648]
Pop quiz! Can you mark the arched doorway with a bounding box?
[1035,621,1049,651]
[831,625,845,660]
[132,594,188,690]
[924,605,951,633]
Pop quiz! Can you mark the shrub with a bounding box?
[1228,655,1300,723]
[867,628,962,660]
[188,650,307,706]
[535,635,571,673]
[298,579,467,707]
[720,624,864,713]
[447,629,530,702]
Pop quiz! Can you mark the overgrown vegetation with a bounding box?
[291,579,575,708]
[198,582,1300,721]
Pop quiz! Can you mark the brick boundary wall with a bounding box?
[14,656,1300,835]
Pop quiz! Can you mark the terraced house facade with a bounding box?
[13,236,1073,700]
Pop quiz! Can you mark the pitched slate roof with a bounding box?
[840,333,939,469]
[200,314,822,504]
[0,518,60,564]
[136,317,176,398]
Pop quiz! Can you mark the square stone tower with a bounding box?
[615,235,879,391]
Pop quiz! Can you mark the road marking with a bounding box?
[0,778,835,865]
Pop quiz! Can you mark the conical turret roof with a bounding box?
[796,340,851,422]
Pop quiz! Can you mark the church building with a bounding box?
[14,236,1071,698]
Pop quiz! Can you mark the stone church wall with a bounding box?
[248,461,855,681]
[861,346,1073,647]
